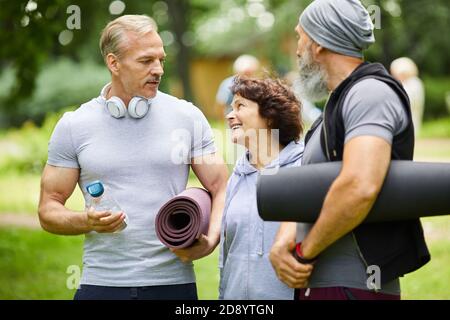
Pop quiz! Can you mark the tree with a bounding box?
[1,0,448,127]
[0,0,106,126]
[0,0,220,126]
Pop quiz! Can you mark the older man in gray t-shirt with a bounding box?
[297,79,407,295]
[47,89,220,288]
[38,15,228,300]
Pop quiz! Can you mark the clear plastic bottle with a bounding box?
[86,180,128,232]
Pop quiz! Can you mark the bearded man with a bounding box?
[269,0,430,300]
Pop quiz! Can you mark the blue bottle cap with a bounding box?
[86,180,104,198]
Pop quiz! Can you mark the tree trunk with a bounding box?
[165,0,194,102]
[377,0,392,67]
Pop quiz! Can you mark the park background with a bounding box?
[0,0,449,299]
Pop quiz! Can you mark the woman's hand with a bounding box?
[171,234,217,263]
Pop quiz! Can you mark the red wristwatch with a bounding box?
[293,242,318,264]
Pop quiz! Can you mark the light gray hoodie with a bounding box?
[219,140,304,299]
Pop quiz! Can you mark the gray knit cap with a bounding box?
[299,0,375,58]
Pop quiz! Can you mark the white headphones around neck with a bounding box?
[100,83,152,119]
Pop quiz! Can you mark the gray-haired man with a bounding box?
[38,15,228,300]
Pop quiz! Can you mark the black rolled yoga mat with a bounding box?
[257,161,450,223]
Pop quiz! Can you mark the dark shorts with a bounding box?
[295,287,400,300]
[74,283,198,300]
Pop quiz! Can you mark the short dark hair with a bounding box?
[230,76,303,146]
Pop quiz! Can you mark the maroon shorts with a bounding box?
[295,287,400,300]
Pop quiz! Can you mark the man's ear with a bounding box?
[106,53,120,75]
[313,43,325,61]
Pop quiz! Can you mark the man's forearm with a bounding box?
[38,201,91,235]
[274,222,297,245]
[301,176,378,259]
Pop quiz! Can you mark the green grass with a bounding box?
[401,240,450,300]
[0,172,217,299]
[420,116,450,139]
[0,226,448,300]
[0,227,83,299]
[0,173,41,214]
[400,216,450,300]
[0,118,448,300]
[0,227,219,300]
[194,249,220,300]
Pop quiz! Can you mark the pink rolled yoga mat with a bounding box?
[155,188,212,249]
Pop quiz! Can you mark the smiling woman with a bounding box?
[219,76,305,300]
[227,76,304,169]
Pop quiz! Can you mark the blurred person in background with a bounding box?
[391,57,425,137]
[215,54,261,117]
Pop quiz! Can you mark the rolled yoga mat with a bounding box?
[156,188,212,249]
[257,161,450,223]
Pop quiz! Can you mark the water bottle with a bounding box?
[86,180,128,232]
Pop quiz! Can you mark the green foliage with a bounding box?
[0,0,106,119]
[0,107,72,175]
[423,77,450,119]
[420,117,450,139]
[361,0,450,76]
[0,0,60,112]
[193,0,450,78]
[0,59,110,127]
[1,0,449,127]
[0,0,190,126]
[0,173,85,214]
[0,174,43,214]
[0,122,48,174]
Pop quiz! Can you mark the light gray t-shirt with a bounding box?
[298,79,408,294]
[47,90,217,287]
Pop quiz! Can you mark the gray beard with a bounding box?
[293,48,329,102]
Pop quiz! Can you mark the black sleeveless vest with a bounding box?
[305,62,430,284]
